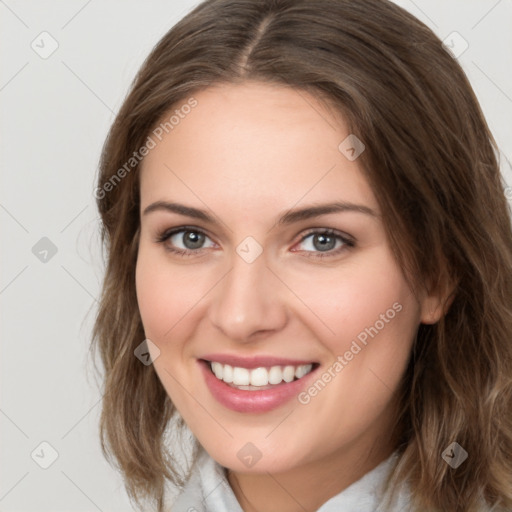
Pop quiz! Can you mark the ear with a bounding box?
[419,274,457,325]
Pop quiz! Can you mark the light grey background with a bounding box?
[1,1,511,511]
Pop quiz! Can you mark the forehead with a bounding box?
[139,81,377,214]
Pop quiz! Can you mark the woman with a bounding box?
[91,0,512,510]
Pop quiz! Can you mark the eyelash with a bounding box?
[154,226,355,259]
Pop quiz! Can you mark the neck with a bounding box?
[227,433,396,512]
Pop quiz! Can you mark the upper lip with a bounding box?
[200,353,318,369]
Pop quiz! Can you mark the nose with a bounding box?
[207,248,288,342]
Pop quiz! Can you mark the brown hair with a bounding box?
[90,0,512,510]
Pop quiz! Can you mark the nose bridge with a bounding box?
[208,244,286,341]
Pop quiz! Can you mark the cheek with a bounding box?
[134,250,202,404]
[319,263,419,404]
[289,257,411,350]
[136,255,169,339]
[135,246,215,346]
[135,248,187,341]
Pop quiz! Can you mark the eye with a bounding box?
[155,227,215,256]
[293,229,355,259]
[155,226,355,259]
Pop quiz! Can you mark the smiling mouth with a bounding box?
[204,360,319,390]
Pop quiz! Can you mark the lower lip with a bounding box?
[199,360,319,413]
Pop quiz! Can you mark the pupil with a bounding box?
[314,234,335,251]
[184,231,204,249]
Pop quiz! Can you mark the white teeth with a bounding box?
[232,367,250,386]
[250,367,269,386]
[209,362,314,388]
[212,361,223,379]
[223,364,233,383]
[268,366,282,385]
[283,365,295,383]
[295,365,311,379]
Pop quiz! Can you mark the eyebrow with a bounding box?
[142,200,378,225]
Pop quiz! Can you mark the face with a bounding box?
[135,81,439,474]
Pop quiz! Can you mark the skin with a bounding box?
[135,81,446,512]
